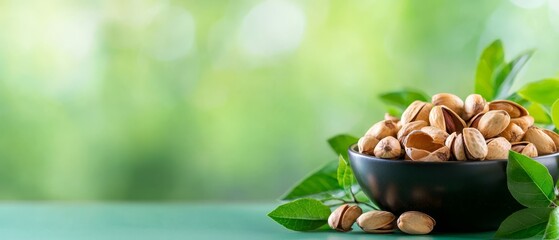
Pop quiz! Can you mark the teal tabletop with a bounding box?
[0,203,495,239]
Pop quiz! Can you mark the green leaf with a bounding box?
[378,89,429,109]
[475,40,505,100]
[552,99,559,130]
[494,50,534,100]
[337,155,355,191]
[267,198,331,231]
[494,207,552,239]
[355,190,380,210]
[507,151,555,208]
[544,208,559,239]
[527,103,552,124]
[518,79,559,107]
[328,134,359,160]
[281,161,341,200]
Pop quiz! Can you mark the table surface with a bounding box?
[0,203,498,239]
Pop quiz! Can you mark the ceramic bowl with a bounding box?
[348,144,559,232]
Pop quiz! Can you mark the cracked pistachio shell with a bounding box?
[510,115,534,132]
[374,136,402,159]
[511,142,538,158]
[464,94,488,120]
[477,110,511,138]
[328,204,362,232]
[485,137,511,160]
[397,120,429,143]
[542,129,559,150]
[397,211,436,235]
[358,135,380,155]
[463,128,488,160]
[453,133,467,161]
[357,210,396,233]
[498,122,524,143]
[467,112,484,128]
[489,100,528,118]
[429,105,466,134]
[420,126,449,145]
[365,120,399,140]
[523,127,557,155]
[404,130,450,162]
[432,93,464,117]
[401,101,432,124]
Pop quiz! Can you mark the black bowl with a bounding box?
[348,144,559,232]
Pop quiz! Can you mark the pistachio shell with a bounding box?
[510,115,534,132]
[397,120,428,143]
[464,94,488,120]
[542,129,559,150]
[374,136,402,159]
[415,146,450,162]
[477,110,511,138]
[445,132,457,150]
[328,204,362,232]
[511,142,538,158]
[404,130,449,161]
[341,205,362,231]
[523,127,557,155]
[432,93,464,117]
[489,100,528,118]
[429,106,466,134]
[397,211,436,235]
[365,120,399,140]
[463,128,488,160]
[415,103,433,123]
[358,136,380,155]
[401,101,428,124]
[453,133,467,161]
[498,122,524,143]
[485,137,511,160]
[357,211,396,232]
[467,112,484,128]
[420,126,449,145]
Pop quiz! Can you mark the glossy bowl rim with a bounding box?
[349,143,559,165]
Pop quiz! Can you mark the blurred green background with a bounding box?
[0,0,558,201]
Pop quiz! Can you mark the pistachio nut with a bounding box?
[358,135,380,155]
[401,101,433,124]
[384,113,400,122]
[374,136,402,159]
[397,120,428,143]
[429,105,466,134]
[397,211,436,235]
[498,122,524,143]
[452,133,467,161]
[420,126,449,145]
[328,204,363,232]
[444,132,457,160]
[467,111,484,128]
[511,142,538,158]
[523,127,557,155]
[477,110,511,138]
[542,129,559,150]
[464,94,488,120]
[404,130,450,162]
[356,210,396,233]
[365,120,399,140]
[485,137,511,160]
[463,128,488,160]
[432,93,464,117]
[488,100,528,118]
[510,115,534,132]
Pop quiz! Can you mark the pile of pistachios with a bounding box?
[358,93,559,161]
[328,204,435,235]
